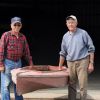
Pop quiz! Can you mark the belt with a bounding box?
[6,58,20,62]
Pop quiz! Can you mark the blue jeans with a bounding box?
[1,59,23,100]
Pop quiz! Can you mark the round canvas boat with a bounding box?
[11,65,69,95]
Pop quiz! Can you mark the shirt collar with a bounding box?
[68,28,77,35]
[10,31,23,37]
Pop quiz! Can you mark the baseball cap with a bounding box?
[11,17,22,24]
[66,15,77,22]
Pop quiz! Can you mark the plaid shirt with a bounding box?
[0,31,33,66]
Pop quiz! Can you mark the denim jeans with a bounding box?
[1,59,23,100]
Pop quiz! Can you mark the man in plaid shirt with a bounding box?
[0,17,33,100]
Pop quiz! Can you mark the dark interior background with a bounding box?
[0,0,99,74]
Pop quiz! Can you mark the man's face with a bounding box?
[11,22,22,33]
[66,19,77,32]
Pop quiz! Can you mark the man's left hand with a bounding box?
[88,63,94,74]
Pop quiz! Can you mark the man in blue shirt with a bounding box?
[59,15,95,100]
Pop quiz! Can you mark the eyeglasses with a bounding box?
[14,24,21,27]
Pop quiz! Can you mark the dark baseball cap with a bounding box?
[11,17,21,24]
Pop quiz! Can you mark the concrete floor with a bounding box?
[10,88,100,100]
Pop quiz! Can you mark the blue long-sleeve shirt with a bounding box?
[59,28,95,61]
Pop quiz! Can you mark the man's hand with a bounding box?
[88,63,94,74]
[58,66,62,70]
[28,65,34,70]
[0,66,5,72]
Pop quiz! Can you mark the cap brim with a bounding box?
[11,21,21,24]
[66,16,75,20]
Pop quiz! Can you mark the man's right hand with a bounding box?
[58,66,63,70]
[0,66,5,72]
